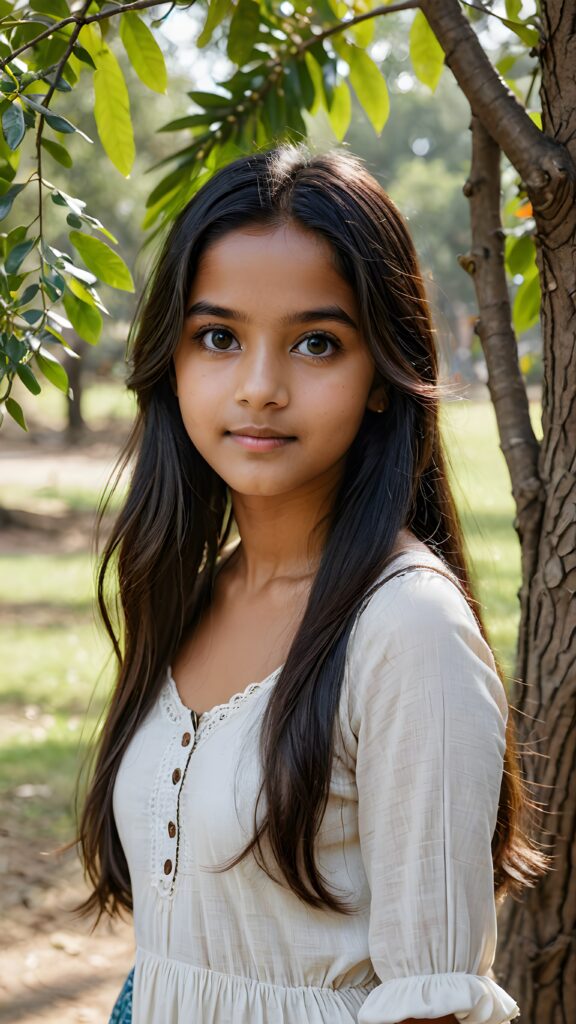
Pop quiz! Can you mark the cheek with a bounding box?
[313,383,368,443]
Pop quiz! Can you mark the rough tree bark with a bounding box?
[419,1,576,1020]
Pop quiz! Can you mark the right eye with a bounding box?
[194,327,239,353]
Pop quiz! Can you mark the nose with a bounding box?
[233,340,289,409]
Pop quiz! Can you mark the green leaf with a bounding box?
[513,264,541,335]
[505,0,522,17]
[3,333,26,362]
[51,187,86,216]
[93,45,135,176]
[5,237,35,273]
[16,361,41,395]
[72,43,96,69]
[20,94,93,141]
[66,274,107,312]
[294,59,316,113]
[496,54,517,77]
[42,266,67,299]
[5,395,27,430]
[304,52,325,116]
[351,4,375,47]
[505,233,535,276]
[30,0,70,18]
[409,10,445,93]
[500,17,539,47]
[187,89,231,110]
[18,282,39,304]
[120,13,167,94]
[2,103,25,150]
[41,137,73,167]
[0,181,25,220]
[63,289,103,344]
[69,230,134,292]
[197,0,232,48]
[346,46,390,135]
[35,346,69,392]
[227,0,260,65]
[21,308,44,324]
[328,80,351,141]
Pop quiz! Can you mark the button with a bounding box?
[168,821,176,838]
[181,732,191,747]
[164,859,172,875]
[172,768,181,784]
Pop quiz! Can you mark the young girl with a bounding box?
[77,144,545,1024]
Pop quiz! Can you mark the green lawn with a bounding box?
[0,396,542,848]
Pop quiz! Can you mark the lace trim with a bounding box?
[161,665,284,742]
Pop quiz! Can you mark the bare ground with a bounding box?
[1,429,135,1023]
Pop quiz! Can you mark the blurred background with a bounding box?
[0,8,542,1022]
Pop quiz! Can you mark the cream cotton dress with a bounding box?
[112,548,521,1024]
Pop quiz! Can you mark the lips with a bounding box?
[226,426,295,439]
[225,429,296,452]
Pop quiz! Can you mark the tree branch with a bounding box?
[302,0,419,51]
[33,0,92,312]
[460,116,544,670]
[419,0,570,213]
[0,0,172,70]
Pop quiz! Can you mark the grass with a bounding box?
[0,395,542,849]
[9,376,137,433]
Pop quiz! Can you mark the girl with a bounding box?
[77,144,545,1024]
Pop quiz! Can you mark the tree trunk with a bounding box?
[419,2,576,1019]
[496,4,576,1021]
[64,349,86,440]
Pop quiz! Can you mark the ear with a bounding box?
[366,383,388,414]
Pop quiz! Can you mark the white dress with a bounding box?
[112,548,520,1023]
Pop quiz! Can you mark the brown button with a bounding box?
[163,859,172,875]
[167,821,176,838]
[181,732,191,747]
[172,768,181,784]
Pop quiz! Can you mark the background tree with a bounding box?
[0,1,573,1020]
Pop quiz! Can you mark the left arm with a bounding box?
[348,570,520,1024]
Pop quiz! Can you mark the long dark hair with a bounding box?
[76,144,547,922]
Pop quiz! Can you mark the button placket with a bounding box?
[161,710,202,895]
[154,669,280,900]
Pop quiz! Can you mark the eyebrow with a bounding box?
[185,300,358,330]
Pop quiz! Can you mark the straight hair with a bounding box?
[75,144,548,921]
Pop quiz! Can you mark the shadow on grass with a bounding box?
[0,729,99,847]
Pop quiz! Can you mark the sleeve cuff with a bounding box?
[357,972,520,1024]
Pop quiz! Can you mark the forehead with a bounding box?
[190,222,355,309]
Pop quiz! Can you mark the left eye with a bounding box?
[295,334,338,358]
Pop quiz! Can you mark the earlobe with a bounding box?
[367,389,388,414]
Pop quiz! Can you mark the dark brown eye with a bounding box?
[296,333,339,359]
[196,327,238,352]
[307,337,328,355]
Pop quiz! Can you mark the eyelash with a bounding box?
[191,325,342,364]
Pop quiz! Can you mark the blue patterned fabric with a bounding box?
[109,966,134,1023]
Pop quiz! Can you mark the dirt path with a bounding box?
[0,831,135,1023]
[1,433,135,1022]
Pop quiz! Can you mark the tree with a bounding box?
[0,1,573,1019]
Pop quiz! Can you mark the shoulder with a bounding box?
[345,551,508,726]
[351,550,478,655]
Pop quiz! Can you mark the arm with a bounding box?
[347,569,520,1024]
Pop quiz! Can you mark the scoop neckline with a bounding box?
[166,546,446,722]
[166,663,285,720]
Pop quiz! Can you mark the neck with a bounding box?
[227,473,341,595]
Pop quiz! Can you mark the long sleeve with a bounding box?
[346,566,520,1024]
